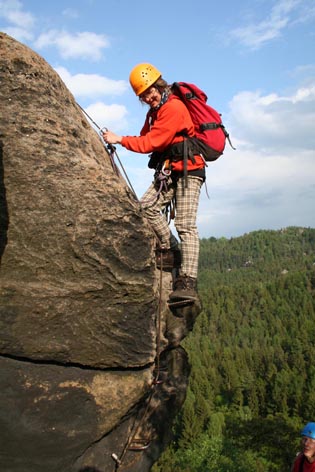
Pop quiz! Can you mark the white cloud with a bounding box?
[34,30,110,61]
[62,8,79,19]
[229,0,304,50]
[223,81,315,192]
[207,147,314,192]
[0,0,34,26]
[55,66,128,98]
[197,146,315,237]
[2,24,32,40]
[228,82,315,151]
[195,78,315,237]
[83,102,128,132]
[0,0,35,40]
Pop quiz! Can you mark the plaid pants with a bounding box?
[140,174,203,279]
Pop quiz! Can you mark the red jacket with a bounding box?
[292,453,315,471]
[121,95,205,173]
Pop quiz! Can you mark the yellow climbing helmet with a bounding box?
[129,63,161,96]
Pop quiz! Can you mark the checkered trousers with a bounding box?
[140,175,203,279]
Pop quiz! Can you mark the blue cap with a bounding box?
[301,422,315,439]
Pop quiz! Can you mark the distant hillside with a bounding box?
[153,227,315,472]
[199,226,315,283]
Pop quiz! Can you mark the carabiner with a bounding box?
[161,161,171,177]
[100,126,108,139]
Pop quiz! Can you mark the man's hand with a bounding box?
[102,130,122,145]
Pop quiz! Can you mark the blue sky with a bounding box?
[1,0,315,238]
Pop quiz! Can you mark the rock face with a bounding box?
[0,33,201,472]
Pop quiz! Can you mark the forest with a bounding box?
[152,226,315,472]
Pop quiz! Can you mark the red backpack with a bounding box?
[171,82,235,161]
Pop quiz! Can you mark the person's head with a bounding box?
[301,422,315,461]
[129,63,170,108]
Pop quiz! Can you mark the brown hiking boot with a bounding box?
[169,275,198,302]
[156,247,181,271]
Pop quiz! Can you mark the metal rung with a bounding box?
[168,299,195,307]
[111,453,121,465]
[152,379,163,385]
[128,439,150,451]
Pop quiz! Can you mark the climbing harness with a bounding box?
[142,162,177,226]
[77,103,138,199]
[141,161,171,206]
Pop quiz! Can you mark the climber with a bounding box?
[291,422,315,471]
[102,63,205,304]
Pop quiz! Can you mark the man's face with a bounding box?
[302,435,315,461]
[140,86,161,109]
